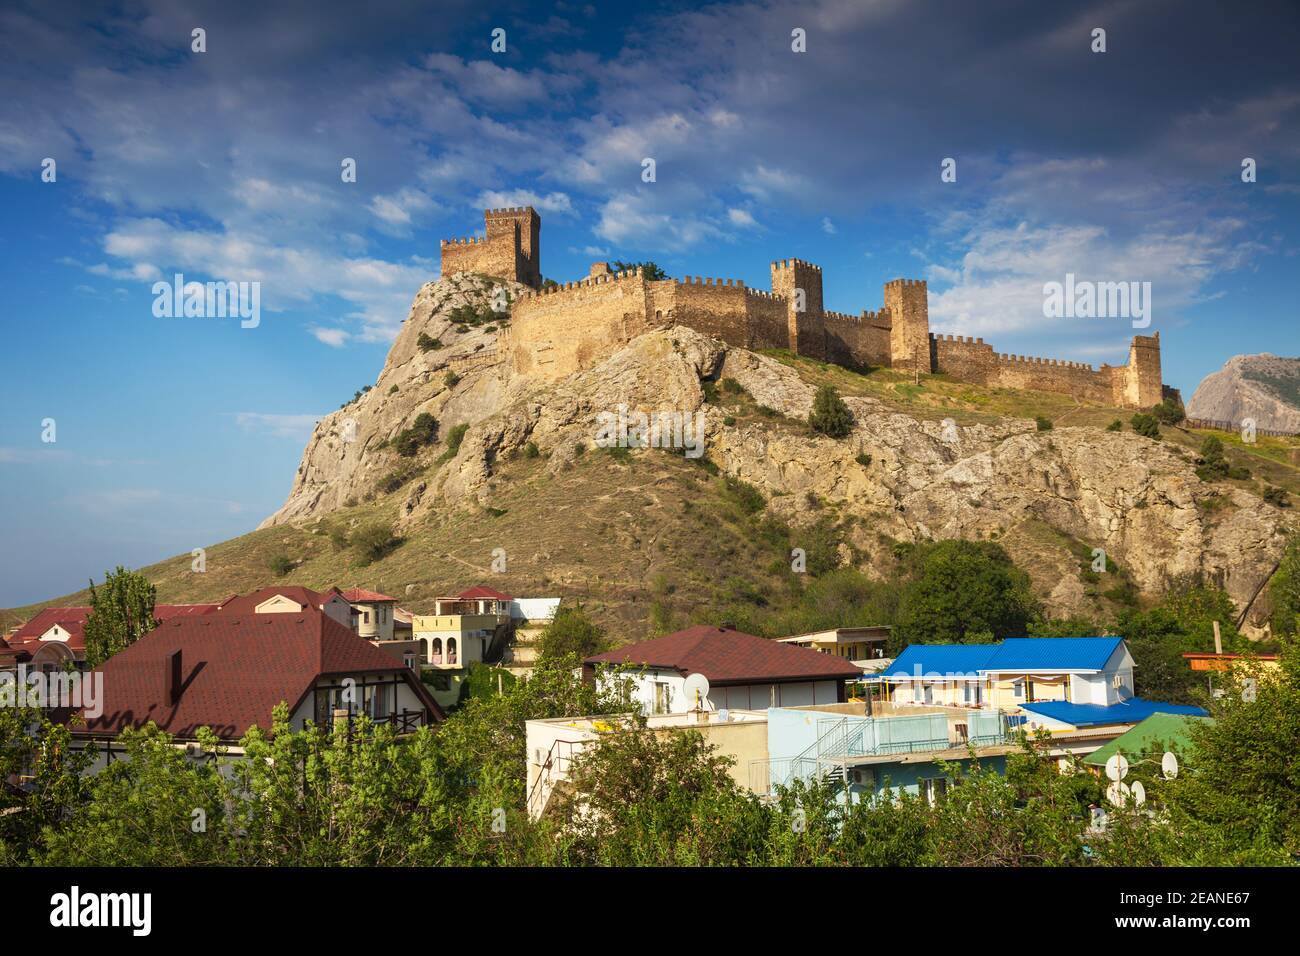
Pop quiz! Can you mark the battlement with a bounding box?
[997,352,1095,371]
[771,258,822,272]
[460,196,1165,407]
[441,206,541,287]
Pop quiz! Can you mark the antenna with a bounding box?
[1161,751,1179,779]
[1130,781,1146,806]
[1106,781,1131,807]
[1104,753,1129,782]
[682,672,711,711]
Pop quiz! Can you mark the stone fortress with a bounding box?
[440,206,1166,409]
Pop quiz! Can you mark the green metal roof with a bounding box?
[1082,713,1212,767]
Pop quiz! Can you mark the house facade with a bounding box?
[71,606,442,769]
[775,626,890,663]
[584,625,863,716]
[1,602,222,672]
[875,637,1136,711]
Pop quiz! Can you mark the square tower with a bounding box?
[884,279,931,372]
[484,206,542,287]
[770,258,825,360]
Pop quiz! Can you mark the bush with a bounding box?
[387,384,398,395]
[1152,398,1185,425]
[436,422,470,464]
[353,522,400,565]
[524,441,540,459]
[808,385,854,439]
[1106,419,1123,432]
[1035,416,1053,431]
[856,452,873,467]
[444,369,461,388]
[723,415,736,427]
[268,554,294,577]
[394,412,439,457]
[1130,413,1160,439]
[1195,435,1251,481]
[417,332,441,352]
[1263,486,1291,508]
[723,476,766,515]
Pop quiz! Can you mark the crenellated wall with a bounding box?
[440,207,542,287]
[448,207,1167,408]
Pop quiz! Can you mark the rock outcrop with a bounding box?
[266,275,1296,631]
[1187,353,1300,432]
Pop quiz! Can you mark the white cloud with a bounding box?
[310,327,351,347]
[594,192,723,251]
[821,217,837,235]
[234,412,323,438]
[728,208,760,229]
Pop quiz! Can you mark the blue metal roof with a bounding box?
[883,643,998,678]
[883,636,1125,678]
[1018,697,1208,728]
[983,637,1124,671]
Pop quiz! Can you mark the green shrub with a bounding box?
[524,441,540,459]
[723,415,736,426]
[444,369,461,388]
[387,384,398,395]
[856,452,873,467]
[353,522,400,565]
[808,385,853,438]
[723,476,766,515]
[1130,413,1160,439]
[394,412,439,457]
[268,554,294,577]
[1035,416,1053,431]
[417,332,441,351]
[1195,435,1251,481]
[1106,419,1123,432]
[1263,486,1291,508]
[1152,398,1185,425]
[437,422,470,464]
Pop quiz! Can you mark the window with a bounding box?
[430,637,443,664]
[447,637,458,665]
[653,682,671,715]
[363,611,370,624]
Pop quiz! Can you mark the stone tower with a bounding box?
[484,206,542,287]
[1116,332,1163,408]
[884,278,931,373]
[770,258,826,360]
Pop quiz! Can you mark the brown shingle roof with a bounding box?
[78,608,442,740]
[217,586,343,614]
[585,625,862,684]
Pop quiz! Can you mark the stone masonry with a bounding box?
[440,207,1167,408]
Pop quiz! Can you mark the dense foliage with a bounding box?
[82,566,157,666]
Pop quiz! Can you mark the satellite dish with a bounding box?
[1106,781,1130,807]
[1130,781,1146,806]
[1161,751,1179,779]
[1105,753,1129,782]
[682,672,711,709]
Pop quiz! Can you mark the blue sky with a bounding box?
[1,0,1298,606]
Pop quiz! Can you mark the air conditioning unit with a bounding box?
[848,768,871,786]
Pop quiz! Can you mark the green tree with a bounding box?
[537,605,607,660]
[808,384,854,438]
[1151,398,1185,425]
[83,566,157,667]
[610,260,667,280]
[895,540,1038,646]
[1269,534,1300,639]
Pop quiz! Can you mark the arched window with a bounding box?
[430,637,443,665]
[448,637,458,665]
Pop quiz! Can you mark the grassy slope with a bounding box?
[5,358,1297,639]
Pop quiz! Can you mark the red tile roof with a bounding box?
[78,608,443,740]
[586,625,863,684]
[340,587,397,603]
[7,603,219,654]
[456,585,512,601]
[217,586,344,615]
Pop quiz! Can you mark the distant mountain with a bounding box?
[1188,353,1300,433]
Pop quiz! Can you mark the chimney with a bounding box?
[167,649,183,704]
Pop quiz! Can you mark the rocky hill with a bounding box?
[1188,353,1300,432]
[248,273,1298,638]
[7,275,1297,641]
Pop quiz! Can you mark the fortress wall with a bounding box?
[824,311,891,368]
[932,335,998,385]
[742,289,791,351]
[669,277,751,347]
[440,236,518,283]
[509,272,651,378]
[989,352,1113,403]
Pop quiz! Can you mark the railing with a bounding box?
[526,737,590,818]
[750,712,1012,795]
